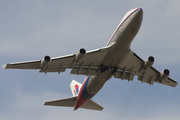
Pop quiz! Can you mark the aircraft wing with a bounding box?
[114,50,178,87]
[3,46,110,75]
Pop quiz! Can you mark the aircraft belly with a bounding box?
[102,26,139,66]
[86,72,112,95]
[76,73,112,109]
[102,8,143,67]
[101,47,128,67]
[78,74,108,100]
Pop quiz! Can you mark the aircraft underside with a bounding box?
[3,7,178,111]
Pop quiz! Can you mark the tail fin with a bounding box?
[44,80,103,111]
[70,80,82,97]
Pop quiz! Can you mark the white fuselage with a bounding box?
[75,8,143,110]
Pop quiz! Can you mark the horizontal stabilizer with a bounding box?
[44,97,76,107]
[44,97,103,111]
[81,99,104,111]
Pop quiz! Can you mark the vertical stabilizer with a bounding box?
[70,80,82,97]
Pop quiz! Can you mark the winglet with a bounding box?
[2,64,7,69]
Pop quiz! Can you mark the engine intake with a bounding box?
[41,55,51,68]
[75,48,86,62]
[160,69,170,81]
[144,56,154,69]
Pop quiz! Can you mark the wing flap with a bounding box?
[39,66,67,73]
[114,70,135,81]
[70,67,98,75]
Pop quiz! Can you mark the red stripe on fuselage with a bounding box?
[74,76,90,110]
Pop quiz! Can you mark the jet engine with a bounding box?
[41,56,51,68]
[144,56,154,69]
[75,48,86,62]
[160,69,170,81]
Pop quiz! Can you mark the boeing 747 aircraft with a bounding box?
[3,8,178,111]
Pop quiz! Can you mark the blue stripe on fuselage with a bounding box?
[81,75,94,100]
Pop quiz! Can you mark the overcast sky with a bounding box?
[1,0,180,120]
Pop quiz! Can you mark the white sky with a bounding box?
[1,0,180,120]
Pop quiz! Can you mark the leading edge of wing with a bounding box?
[117,50,178,87]
[3,45,112,70]
[133,52,178,87]
[2,54,75,69]
[4,60,41,69]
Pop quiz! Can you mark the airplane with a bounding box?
[3,7,178,111]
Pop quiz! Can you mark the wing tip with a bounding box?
[2,64,7,69]
[44,102,48,105]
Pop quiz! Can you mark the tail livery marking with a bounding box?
[70,80,82,97]
[74,84,79,96]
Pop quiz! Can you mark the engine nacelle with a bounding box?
[160,69,170,81]
[75,48,86,62]
[144,56,154,69]
[41,55,51,68]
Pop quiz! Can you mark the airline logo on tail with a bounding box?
[74,84,79,96]
[70,80,82,97]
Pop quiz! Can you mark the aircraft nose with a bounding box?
[135,8,143,18]
[137,8,143,15]
[131,8,143,23]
